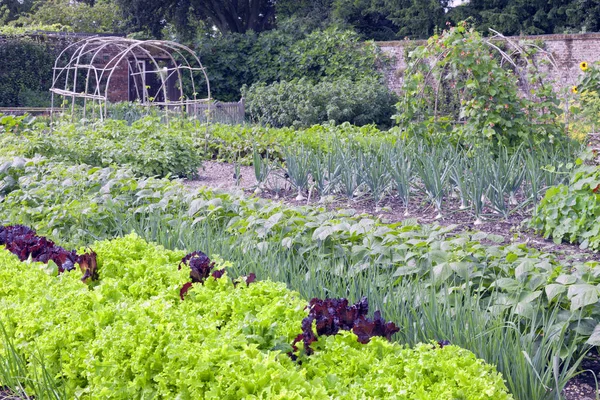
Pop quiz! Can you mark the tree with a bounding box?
[0,0,36,25]
[11,0,126,33]
[330,0,449,40]
[448,0,599,35]
[116,0,277,38]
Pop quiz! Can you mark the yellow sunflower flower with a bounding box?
[572,86,578,94]
[580,61,589,71]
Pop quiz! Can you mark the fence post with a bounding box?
[239,97,245,123]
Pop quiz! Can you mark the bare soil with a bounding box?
[0,388,22,400]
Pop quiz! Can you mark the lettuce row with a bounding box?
[0,234,511,399]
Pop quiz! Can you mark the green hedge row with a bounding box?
[0,234,512,398]
[0,36,70,107]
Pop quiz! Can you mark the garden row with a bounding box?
[0,231,512,398]
[0,156,595,399]
[0,114,582,223]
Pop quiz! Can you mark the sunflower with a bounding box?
[572,86,578,94]
[580,61,589,71]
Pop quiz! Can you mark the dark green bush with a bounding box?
[243,77,397,128]
[193,26,384,101]
[0,36,67,107]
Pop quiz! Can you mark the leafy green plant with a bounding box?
[0,113,35,134]
[0,235,513,399]
[530,154,600,250]
[5,116,202,178]
[2,157,598,398]
[395,23,566,148]
[243,76,397,128]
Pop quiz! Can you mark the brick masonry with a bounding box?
[376,33,600,94]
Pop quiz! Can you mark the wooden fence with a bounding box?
[1,99,247,125]
[0,107,52,116]
[187,99,246,125]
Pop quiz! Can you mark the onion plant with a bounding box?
[0,322,65,400]
[358,144,392,205]
[414,143,454,218]
[252,143,270,193]
[283,146,311,200]
[387,141,414,215]
[449,148,470,210]
[465,152,490,224]
[333,140,361,200]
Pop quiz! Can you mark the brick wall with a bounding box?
[376,33,600,94]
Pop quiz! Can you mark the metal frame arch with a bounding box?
[50,36,212,124]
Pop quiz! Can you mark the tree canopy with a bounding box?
[1,0,599,39]
[448,0,600,36]
[115,0,278,38]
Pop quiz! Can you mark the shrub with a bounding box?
[530,155,600,250]
[0,234,512,399]
[193,26,384,101]
[0,36,62,107]
[243,77,397,128]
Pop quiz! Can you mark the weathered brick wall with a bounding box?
[377,33,600,94]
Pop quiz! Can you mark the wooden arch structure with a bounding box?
[50,36,211,121]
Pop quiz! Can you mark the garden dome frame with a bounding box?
[50,36,211,121]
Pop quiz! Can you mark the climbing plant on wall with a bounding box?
[394,22,566,148]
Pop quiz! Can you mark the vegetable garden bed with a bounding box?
[0,232,512,399]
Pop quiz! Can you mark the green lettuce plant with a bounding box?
[0,234,512,399]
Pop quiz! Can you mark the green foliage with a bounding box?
[0,234,512,398]
[530,154,600,251]
[193,27,384,101]
[332,0,450,40]
[9,0,126,33]
[117,0,277,37]
[205,122,387,164]
[0,156,593,398]
[0,36,63,107]
[1,117,203,178]
[0,158,188,246]
[570,61,600,134]
[0,113,36,134]
[0,156,595,348]
[395,24,566,148]
[449,0,600,35]
[243,77,397,128]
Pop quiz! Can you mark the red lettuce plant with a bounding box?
[291,297,400,356]
[0,225,97,282]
